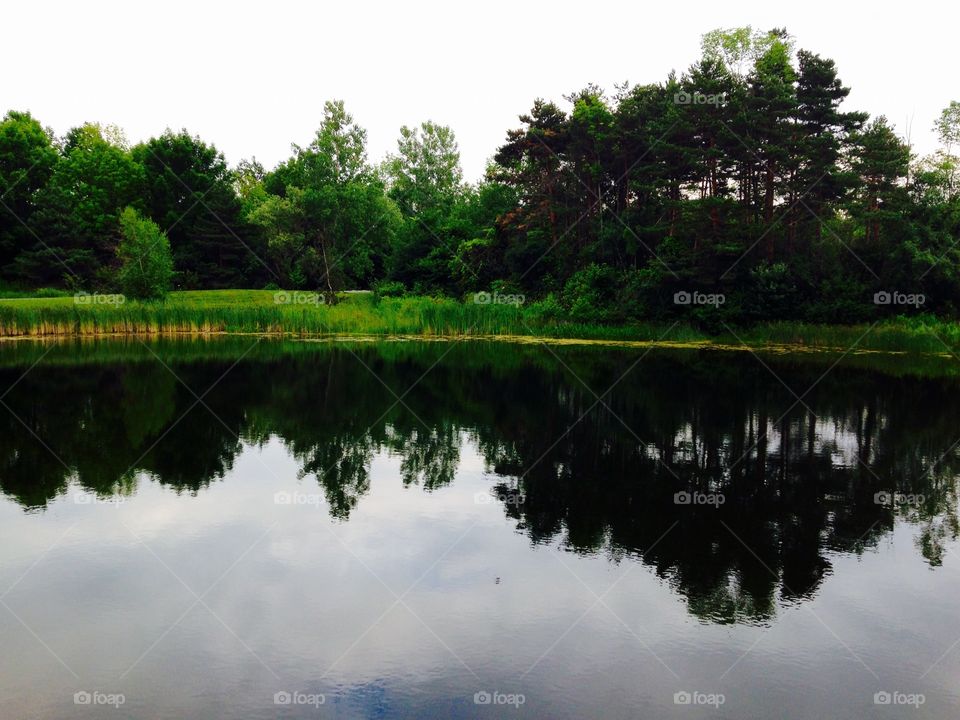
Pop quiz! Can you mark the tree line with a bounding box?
[0,26,958,322]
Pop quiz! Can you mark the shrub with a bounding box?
[562,263,620,323]
[373,280,406,299]
[618,267,666,320]
[526,293,565,323]
[743,262,801,321]
[116,207,174,300]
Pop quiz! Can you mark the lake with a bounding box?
[0,337,957,719]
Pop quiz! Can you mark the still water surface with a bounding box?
[0,338,958,718]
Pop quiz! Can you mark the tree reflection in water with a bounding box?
[0,339,957,623]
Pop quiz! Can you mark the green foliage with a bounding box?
[385,121,463,215]
[383,121,469,293]
[116,207,173,299]
[485,30,955,327]
[373,280,406,299]
[562,263,620,323]
[0,286,69,299]
[132,129,257,289]
[0,111,59,279]
[701,26,792,77]
[742,262,801,320]
[0,35,958,333]
[934,101,960,152]
[3,291,960,362]
[248,101,401,298]
[18,123,143,286]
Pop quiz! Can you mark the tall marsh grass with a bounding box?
[0,290,957,355]
[0,291,687,340]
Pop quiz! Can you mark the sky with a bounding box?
[2,0,953,181]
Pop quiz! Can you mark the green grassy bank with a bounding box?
[0,289,958,356]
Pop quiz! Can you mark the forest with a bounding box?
[1,26,958,327]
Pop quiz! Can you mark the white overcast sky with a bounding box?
[2,0,954,181]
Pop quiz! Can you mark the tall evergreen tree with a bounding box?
[792,50,866,243]
[132,130,253,288]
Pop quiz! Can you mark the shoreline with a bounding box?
[0,328,953,360]
[0,290,957,358]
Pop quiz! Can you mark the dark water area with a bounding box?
[0,338,957,718]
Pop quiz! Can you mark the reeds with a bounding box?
[0,291,957,357]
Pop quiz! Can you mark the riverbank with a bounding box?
[0,289,958,356]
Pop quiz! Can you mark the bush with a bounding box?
[116,207,174,300]
[743,262,802,322]
[562,263,620,323]
[0,286,70,299]
[526,293,565,323]
[618,267,666,320]
[373,280,406,299]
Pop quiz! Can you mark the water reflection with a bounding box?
[0,339,958,626]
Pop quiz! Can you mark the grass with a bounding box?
[0,289,958,358]
[0,290,658,339]
[0,286,71,299]
[733,318,960,355]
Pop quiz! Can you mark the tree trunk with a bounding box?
[319,236,338,305]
